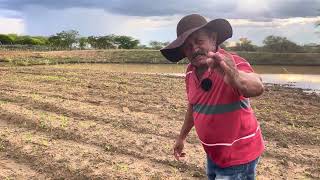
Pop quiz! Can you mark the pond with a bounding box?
[56,64,320,93]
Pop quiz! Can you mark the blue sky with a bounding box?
[0,0,319,46]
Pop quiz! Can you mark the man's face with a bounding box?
[181,29,217,68]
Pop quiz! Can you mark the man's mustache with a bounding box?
[192,51,207,59]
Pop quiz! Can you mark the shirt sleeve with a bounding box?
[232,55,255,96]
[185,64,193,94]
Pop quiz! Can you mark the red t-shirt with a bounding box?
[185,49,264,168]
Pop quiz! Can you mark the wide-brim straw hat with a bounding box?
[160,14,232,62]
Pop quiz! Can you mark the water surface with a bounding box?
[56,64,320,93]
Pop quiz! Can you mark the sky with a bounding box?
[0,0,319,46]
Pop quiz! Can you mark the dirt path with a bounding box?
[0,65,319,179]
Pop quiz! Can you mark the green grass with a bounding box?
[2,49,320,66]
[236,52,320,65]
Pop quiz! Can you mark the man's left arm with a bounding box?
[207,51,264,98]
[231,70,264,98]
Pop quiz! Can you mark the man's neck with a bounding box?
[195,66,208,80]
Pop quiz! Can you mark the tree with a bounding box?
[87,35,117,49]
[29,38,46,45]
[0,34,14,45]
[149,41,169,49]
[49,30,79,49]
[79,37,88,50]
[96,35,116,49]
[87,36,98,49]
[32,36,48,45]
[0,34,47,46]
[15,36,41,45]
[233,38,257,51]
[48,35,62,47]
[263,35,303,53]
[114,35,140,49]
[7,34,18,42]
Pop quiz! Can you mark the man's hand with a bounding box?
[173,103,193,161]
[206,51,264,97]
[206,51,239,86]
[173,137,186,160]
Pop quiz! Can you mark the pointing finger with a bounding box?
[207,51,215,57]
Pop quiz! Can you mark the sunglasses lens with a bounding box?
[201,78,212,91]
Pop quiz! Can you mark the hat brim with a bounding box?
[160,18,232,62]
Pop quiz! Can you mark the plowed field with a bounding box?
[0,65,319,179]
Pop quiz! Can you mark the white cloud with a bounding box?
[0,17,24,34]
[124,15,180,30]
[21,6,182,44]
[22,6,127,36]
[229,20,320,46]
[2,0,319,20]
[229,17,320,28]
[1,4,318,46]
[235,0,270,19]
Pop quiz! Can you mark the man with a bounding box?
[160,14,265,179]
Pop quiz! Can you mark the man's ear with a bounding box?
[210,32,218,51]
[210,32,217,42]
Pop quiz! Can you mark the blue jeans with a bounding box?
[207,156,259,180]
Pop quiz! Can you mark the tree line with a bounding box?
[0,29,319,53]
[222,36,319,53]
[0,30,141,50]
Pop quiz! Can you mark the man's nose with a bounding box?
[191,43,199,52]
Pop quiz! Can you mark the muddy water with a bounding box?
[54,64,320,93]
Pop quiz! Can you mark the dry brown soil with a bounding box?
[0,65,319,179]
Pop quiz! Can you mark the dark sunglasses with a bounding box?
[201,78,213,91]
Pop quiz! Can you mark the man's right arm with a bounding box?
[178,103,194,140]
[173,103,194,160]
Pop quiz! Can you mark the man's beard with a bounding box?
[191,50,208,60]
[191,45,216,60]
